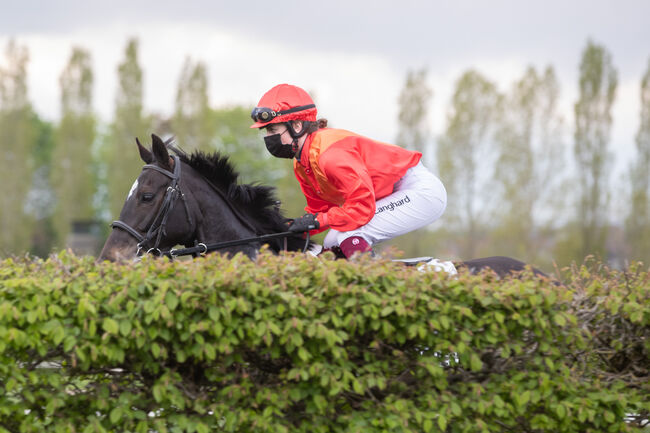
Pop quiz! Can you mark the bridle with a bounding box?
[110,154,310,258]
[111,155,193,256]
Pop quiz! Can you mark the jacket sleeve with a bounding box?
[294,171,333,235]
[317,144,376,231]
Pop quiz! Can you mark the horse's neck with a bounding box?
[184,169,260,256]
[180,162,307,255]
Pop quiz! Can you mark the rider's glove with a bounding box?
[288,213,320,233]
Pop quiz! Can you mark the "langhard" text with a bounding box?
[375,195,411,214]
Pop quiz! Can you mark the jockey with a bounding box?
[250,83,447,258]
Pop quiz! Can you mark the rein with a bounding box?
[111,155,310,258]
[163,231,310,258]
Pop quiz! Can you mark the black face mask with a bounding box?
[264,134,296,159]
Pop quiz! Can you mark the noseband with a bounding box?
[111,155,193,256]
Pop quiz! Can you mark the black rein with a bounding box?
[164,231,310,258]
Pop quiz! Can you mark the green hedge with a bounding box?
[0,251,648,433]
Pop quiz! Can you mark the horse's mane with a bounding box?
[168,144,307,251]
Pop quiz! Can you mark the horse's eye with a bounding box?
[142,192,154,202]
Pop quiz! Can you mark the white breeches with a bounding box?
[323,162,447,248]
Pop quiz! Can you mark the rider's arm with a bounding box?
[316,145,376,232]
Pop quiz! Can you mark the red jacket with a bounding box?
[293,128,422,233]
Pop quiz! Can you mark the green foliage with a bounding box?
[173,58,214,152]
[209,105,307,220]
[565,258,649,395]
[26,114,57,258]
[105,38,151,220]
[212,106,288,186]
[0,250,647,432]
[573,40,618,261]
[51,47,97,248]
[0,40,36,256]
[626,57,650,263]
[396,68,432,160]
[491,66,565,265]
[437,70,502,259]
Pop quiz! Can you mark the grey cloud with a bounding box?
[3,0,648,74]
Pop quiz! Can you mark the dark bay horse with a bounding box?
[99,134,546,278]
[99,134,308,261]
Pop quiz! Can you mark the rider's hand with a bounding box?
[288,213,320,233]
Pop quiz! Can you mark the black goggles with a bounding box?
[251,104,316,124]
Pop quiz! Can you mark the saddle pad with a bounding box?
[392,256,435,266]
[416,258,458,275]
[393,257,458,275]
[308,245,457,275]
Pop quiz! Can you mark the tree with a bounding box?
[212,106,287,185]
[208,105,307,227]
[0,40,35,256]
[105,38,150,220]
[25,115,56,257]
[396,68,433,162]
[387,68,436,257]
[172,57,214,152]
[626,58,650,262]
[51,47,96,248]
[491,66,565,264]
[573,41,617,261]
[437,70,501,259]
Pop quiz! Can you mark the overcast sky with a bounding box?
[1,0,649,179]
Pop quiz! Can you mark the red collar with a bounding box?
[296,132,314,168]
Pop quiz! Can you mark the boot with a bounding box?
[339,236,373,258]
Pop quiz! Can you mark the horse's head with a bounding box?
[98,134,199,261]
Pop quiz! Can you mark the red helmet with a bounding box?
[250,84,317,128]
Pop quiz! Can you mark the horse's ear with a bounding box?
[136,137,153,163]
[151,134,171,170]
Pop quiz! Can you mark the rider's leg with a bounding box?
[323,162,447,257]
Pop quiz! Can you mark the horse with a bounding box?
[99,134,547,279]
[99,134,309,261]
